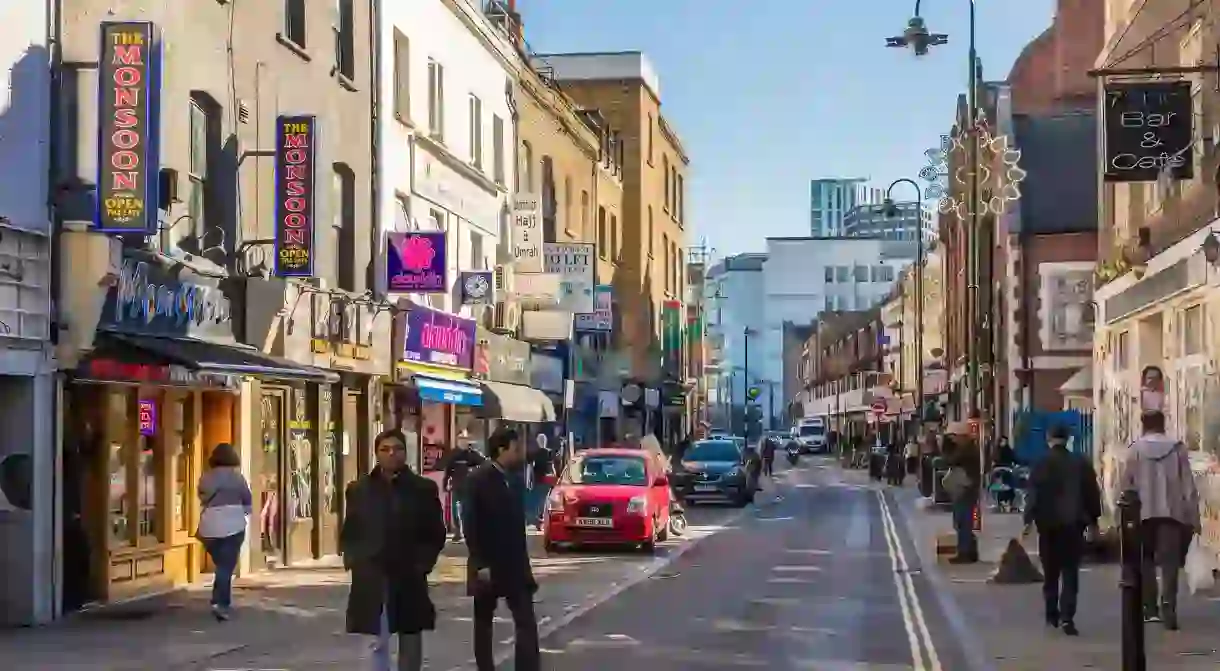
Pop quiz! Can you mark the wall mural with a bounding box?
[1039,267,1094,351]
[288,389,313,521]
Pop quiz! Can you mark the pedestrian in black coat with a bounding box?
[341,429,447,671]
[464,426,540,671]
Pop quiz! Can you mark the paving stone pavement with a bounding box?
[0,505,747,671]
[890,478,1220,670]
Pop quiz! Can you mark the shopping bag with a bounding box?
[1185,538,1215,595]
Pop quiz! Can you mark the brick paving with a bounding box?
[0,507,746,671]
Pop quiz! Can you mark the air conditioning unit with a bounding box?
[493,301,521,333]
[493,264,514,302]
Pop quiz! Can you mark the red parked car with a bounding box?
[543,448,671,553]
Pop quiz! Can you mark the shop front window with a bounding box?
[108,441,131,546]
[173,399,189,533]
[138,438,159,540]
[260,394,284,560]
[288,389,314,521]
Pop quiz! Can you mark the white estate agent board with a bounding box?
[544,242,595,314]
[575,284,612,331]
[511,194,544,273]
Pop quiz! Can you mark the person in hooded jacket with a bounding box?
[1118,410,1201,630]
[1022,425,1101,636]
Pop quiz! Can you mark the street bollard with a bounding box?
[1117,489,1145,671]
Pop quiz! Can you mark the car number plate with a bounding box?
[694,484,718,492]
[574,517,613,528]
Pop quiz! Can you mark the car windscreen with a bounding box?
[565,456,648,486]
[799,425,825,436]
[684,441,741,463]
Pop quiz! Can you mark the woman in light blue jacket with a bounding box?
[197,443,252,621]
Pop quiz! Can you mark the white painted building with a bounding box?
[0,1,55,625]
[704,254,767,429]
[378,0,517,317]
[760,237,919,426]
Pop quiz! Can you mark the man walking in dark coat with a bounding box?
[442,441,485,542]
[464,427,541,671]
[1022,424,1101,636]
[341,429,447,671]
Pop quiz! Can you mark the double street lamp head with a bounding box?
[885,16,949,56]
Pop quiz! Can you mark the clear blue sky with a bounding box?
[517,0,1057,257]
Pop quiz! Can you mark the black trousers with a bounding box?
[473,588,540,671]
[1038,525,1085,622]
[762,457,774,477]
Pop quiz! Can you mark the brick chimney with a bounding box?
[505,0,524,48]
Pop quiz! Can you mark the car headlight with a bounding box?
[626,496,648,515]
[727,466,743,478]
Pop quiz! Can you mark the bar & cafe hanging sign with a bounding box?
[95,21,161,234]
[274,115,317,277]
[1103,80,1194,183]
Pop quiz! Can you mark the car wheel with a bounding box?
[640,539,657,553]
[544,539,560,553]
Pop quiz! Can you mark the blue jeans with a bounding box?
[372,589,423,671]
[952,497,978,556]
[527,484,551,525]
[202,532,244,608]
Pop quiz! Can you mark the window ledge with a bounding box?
[335,71,359,92]
[276,33,310,61]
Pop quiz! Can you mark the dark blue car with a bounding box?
[676,439,757,507]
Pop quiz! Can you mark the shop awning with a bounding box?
[89,332,339,383]
[414,375,483,406]
[479,381,557,423]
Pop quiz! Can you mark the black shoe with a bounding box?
[1061,620,1078,636]
[1045,612,1060,628]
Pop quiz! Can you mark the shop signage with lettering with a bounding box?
[386,231,447,293]
[473,327,530,385]
[78,358,236,388]
[97,254,233,340]
[401,304,475,370]
[138,399,157,436]
[274,114,317,277]
[1104,81,1194,182]
[95,21,161,234]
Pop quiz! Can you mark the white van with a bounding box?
[795,418,828,453]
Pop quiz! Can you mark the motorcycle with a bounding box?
[785,444,800,466]
[668,485,688,539]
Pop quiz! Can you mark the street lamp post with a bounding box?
[881,179,926,429]
[743,327,753,436]
[888,0,981,427]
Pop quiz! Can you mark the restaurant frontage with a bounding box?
[60,248,334,605]
[473,327,556,446]
[389,301,483,485]
[240,280,392,569]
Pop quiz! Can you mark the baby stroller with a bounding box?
[988,466,1029,513]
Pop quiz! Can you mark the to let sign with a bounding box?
[1103,81,1194,182]
[274,115,317,276]
[96,21,160,234]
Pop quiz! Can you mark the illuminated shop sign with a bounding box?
[95,21,161,234]
[79,358,236,389]
[138,399,157,436]
[274,114,317,276]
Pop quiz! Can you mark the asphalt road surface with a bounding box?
[532,459,973,671]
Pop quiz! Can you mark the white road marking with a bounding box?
[877,490,942,671]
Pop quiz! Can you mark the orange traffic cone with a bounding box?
[989,538,1043,584]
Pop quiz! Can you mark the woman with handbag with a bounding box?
[196,443,253,621]
[942,424,981,564]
